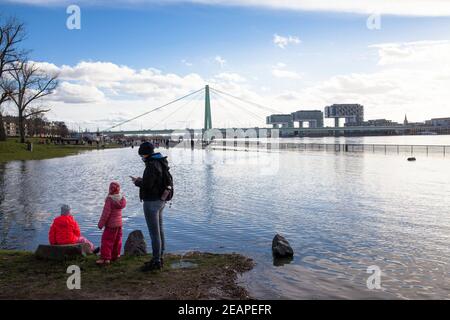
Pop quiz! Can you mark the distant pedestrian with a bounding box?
[96,182,127,265]
[131,142,173,271]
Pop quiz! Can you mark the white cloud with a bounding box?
[30,60,261,130]
[271,63,303,79]
[369,40,450,66]
[215,72,246,82]
[35,61,206,101]
[273,34,301,49]
[272,69,303,80]
[214,55,226,68]
[288,40,450,121]
[51,82,106,104]
[5,0,450,16]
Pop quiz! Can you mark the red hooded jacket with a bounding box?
[48,215,81,245]
[98,195,126,229]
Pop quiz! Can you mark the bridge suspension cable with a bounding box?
[210,91,249,128]
[101,87,205,132]
[209,87,283,115]
[147,88,204,131]
[211,90,266,124]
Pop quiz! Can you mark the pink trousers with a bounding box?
[77,236,95,252]
[100,227,123,261]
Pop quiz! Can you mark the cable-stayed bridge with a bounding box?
[99,85,448,138]
[101,85,279,136]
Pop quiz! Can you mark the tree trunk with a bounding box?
[18,111,25,143]
[0,112,6,141]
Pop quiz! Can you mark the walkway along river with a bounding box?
[1,138,450,299]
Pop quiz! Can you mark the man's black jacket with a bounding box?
[135,153,169,201]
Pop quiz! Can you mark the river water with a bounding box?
[1,135,450,299]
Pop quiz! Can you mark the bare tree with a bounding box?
[27,106,48,137]
[0,17,25,141]
[5,60,58,143]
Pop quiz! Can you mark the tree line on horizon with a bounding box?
[0,16,59,143]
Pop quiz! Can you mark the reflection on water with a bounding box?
[1,143,450,299]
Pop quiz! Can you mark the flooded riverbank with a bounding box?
[1,142,450,299]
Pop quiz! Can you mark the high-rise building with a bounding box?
[266,114,294,128]
[291,110,324,128]
[324,104,364,127]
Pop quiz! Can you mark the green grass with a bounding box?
[0,250,254,300]
[0,138,122,163]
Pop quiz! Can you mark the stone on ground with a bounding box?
[272,234,294,258]
[124,230,147,256]
[35,243,92,261]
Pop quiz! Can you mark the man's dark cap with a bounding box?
[138,142,155,156]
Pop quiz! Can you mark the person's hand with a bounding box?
[130,176,141,183]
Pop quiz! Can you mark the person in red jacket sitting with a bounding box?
[96,182,127,265]
[48,204,96,253]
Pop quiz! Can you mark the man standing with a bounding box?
[132,142,172,271]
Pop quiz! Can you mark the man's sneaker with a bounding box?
[141,259,162,272]
[144,257,164,267]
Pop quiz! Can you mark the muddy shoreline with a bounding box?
[0,250,254,300]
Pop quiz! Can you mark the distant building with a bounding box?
[2,116,68,138]
[404,114,409,126]
[266,114,294,128]
[428,117,450,127]
[324,104,364,127]
[2,116,27,137]
[291,110,324,128]
[362,119,400,127]
[267,109,325,128]
[408,121,426,127]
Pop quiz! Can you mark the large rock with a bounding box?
[35,243,92,261]
[272,234,294,258]
[124,230,147,256]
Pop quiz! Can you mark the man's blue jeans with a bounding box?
[143,200,166,263]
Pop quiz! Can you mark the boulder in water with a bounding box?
[124,230,147,256]
[35,243,91,261]
[272,234,294,258]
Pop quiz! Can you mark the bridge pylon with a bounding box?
[204,85,212,131]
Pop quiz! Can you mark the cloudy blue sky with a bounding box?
[1,0,450,130]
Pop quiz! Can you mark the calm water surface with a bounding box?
[1,136,450,299]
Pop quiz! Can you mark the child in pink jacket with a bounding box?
[96,182,127,265]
